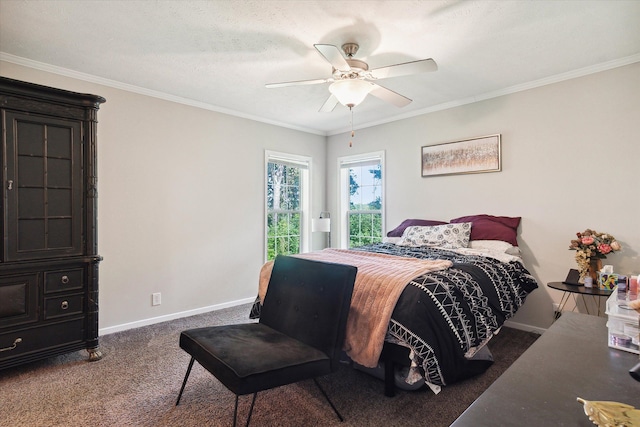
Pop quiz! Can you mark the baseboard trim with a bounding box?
[98,296,256,336]
[98,297,547,337]
[504,319,547,335]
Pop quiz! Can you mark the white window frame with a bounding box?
[265,150,311,261]
[337,151,385,249]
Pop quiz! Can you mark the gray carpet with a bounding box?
[0,303,539,427]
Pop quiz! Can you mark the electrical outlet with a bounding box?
[152,292,161,306]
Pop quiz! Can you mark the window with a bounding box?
[265,151,310,261]
[338,152,384,248]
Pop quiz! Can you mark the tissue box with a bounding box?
[606,291,640,354]
[599,272,618,290]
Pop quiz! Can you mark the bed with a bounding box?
[250,214,539,395]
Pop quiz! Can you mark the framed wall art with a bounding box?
[421,134,501,177]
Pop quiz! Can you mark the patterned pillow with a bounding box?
[397,223,472,249]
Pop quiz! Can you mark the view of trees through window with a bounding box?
[266,162,301,260]
[348,163,382,248]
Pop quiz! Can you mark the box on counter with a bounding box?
[599,272,619,290]
[606,291,640,354]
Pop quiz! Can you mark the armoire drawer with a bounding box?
[0,318,84,361]
[44,294,84,319]
[44,269,84,293]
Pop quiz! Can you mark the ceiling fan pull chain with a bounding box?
[349,107,354,147]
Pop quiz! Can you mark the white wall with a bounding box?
[1,61,327,333]
[327,62,640,330]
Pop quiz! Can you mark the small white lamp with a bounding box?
[312,212,331,248]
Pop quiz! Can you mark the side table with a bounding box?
[547,281,613,319]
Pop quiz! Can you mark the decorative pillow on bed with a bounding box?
[397,223,472,249]
[382,236,403,244]
[450,214,521,246]
[469,239,518,254]
[386,219,448,237]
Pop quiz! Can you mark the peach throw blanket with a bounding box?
[258,249,452,368]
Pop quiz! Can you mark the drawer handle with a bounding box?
[0,338,23,353]
[61,275,70,284]
[61,301,69,310]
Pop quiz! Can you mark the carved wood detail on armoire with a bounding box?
[0,76,105,369]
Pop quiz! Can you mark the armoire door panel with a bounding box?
[48,219,73,248]
[18,219,46,250]
[18,188,45,217]
[47,158,72,187]
[5,111,83,260]
[47,189,72,216]
[16,121,44,155]
[17,156,45,186]
[46,126,72,157]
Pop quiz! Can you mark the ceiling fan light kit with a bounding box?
[329,79,373,108]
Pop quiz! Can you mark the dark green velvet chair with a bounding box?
[176,255,357,426]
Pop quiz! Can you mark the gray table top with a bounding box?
[451,312,640,426]
[547,281,614,296]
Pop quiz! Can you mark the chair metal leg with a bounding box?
[233,395,239,427]
[233,393,257,427]
[313,378,344,422]
[245,393,257,427]
[176,357,195,406]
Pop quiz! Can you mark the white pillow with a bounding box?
[383,236,403,244]
[469,240,514,253]
[397,223,472,249]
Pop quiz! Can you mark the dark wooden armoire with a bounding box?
[0,76,105,368]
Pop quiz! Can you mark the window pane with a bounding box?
[266,159,304,261]
[275,213,289,237]
[266,163,278,210]
[349,164,382,211]
[350,187,361,209]
[359,165,376,186]
[286,184,300,210]
[340,153,384,249]
[348,210,382,248]
[268,163,301,211]
[267,213,276,237]
[267,236,276,260]
[349,168,361,209]
[266,212,301,260]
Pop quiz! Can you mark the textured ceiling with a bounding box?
[1,0,639,135]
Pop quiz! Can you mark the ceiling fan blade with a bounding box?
[369,84,412,108]
[314,44,351,72]
[369,58,438,80]
[319,94,338,112]
[265,78,330,88]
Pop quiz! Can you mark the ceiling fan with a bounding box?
[266,43,437,112]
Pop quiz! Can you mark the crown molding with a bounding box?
[0,52,327,136]
[327,53,640,136]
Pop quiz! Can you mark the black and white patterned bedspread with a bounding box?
[250,243,538,389]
